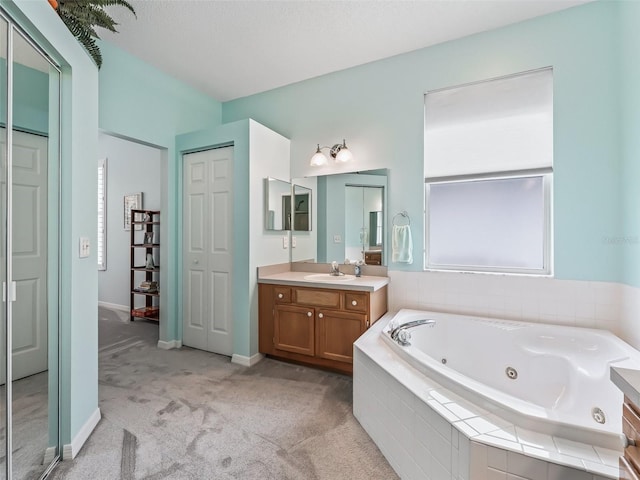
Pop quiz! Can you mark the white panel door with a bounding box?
[183,147,233,356]
[9,131,48,380]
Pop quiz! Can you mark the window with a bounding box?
[98,158,107,271]
[424,68,553,274]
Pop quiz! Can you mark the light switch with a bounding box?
[333,235,342,244]
[291,236,297,248]
[282,236,289,249]
[79,237,90,258]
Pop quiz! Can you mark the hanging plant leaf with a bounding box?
[55,0,136,69]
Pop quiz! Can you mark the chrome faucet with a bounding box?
[330,261,341,276]
[389,319,436,346]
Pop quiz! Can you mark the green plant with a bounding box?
[55,0,136,69]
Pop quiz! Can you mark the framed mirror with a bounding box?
[264,177,292,231]
[291,169,388,265]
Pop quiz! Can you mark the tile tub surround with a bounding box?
[387,271,640,348]
[353,314,619,479]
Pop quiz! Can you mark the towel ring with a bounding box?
[392,211,411,226]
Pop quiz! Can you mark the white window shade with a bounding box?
[425,68,553,179]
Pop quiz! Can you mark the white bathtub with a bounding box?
[381,309,640,450]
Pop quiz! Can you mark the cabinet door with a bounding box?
[316,310,367,364]
[274,305,315,356]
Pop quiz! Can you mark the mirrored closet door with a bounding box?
[0,8,61,479]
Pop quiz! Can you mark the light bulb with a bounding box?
[335,146,353,163]
[310,144,328,166]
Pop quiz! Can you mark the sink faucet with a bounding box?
[389,319,436,346]
[330,261,341,276]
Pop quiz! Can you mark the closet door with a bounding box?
[0,15,8,480]
[183,147,234,356]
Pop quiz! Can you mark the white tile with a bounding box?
[582,459,620,478]
[470,442,488,478]
[552,437,600,463]
[431,455,451,480]
[593,446,621,468]
[428,399,461,425]
[465,415,511,435]
[446,402,480,420]
[487,446,507,471]
[521,445,585,470]
[547,462,593,480]
[476,434,523,453]
[485,426,518,443]
[455,420,480,438]
[487,468,507,480]
[506,450,548,479]
[514,427,555,450]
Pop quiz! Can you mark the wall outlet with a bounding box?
[282,236,289,249]
[333,235,342,244]
[79,237,90,258]
[291,236,297,248]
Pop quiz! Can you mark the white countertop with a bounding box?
[258,271,389,292]
[611,367,640,405]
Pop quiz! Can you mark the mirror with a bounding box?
[292,184,311,231]
[264,177,292,231]
[291,169,388,265]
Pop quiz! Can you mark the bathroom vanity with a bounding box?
[258,271,388,374]
[612,367,640,479]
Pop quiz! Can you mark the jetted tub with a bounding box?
[381,309,640,450]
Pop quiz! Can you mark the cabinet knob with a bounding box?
[193,259,199,265]
[318,313,324,318]
[307,312,312,317]
[351,300,358,306]
[366,320,370,327]
[625,436,637,448]
[278,293,283,299]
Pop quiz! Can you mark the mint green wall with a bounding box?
[223,1,623,283]
[4,0,99,450]
[0,61,49,134]
[98,41,222,343]
[620,1,640,287]
[176,120,252,356]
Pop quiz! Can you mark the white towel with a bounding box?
[392,225,413,264]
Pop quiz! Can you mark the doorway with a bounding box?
[182,147,234,356]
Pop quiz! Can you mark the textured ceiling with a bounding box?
[102,0,590,102]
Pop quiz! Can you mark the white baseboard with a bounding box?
[43,446,57,465]
[231,352,264,367]
[63,407,101,460]
[157,339,182,350]
[98,301,129,312]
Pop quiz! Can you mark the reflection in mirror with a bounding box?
[291,169,388,265]
[292,184,311,231]
[10,27,60,479]
[0,14,7,480]
[345,186,384,265]
[264,177,292,231]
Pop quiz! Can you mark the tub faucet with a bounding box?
[390,319,436,346]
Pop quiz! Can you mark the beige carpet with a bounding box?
[51,307,397,480]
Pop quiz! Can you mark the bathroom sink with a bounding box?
[303,273,356,282]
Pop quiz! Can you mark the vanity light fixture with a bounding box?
[310,139,353,166]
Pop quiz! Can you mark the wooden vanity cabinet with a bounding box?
[259,283,387,374]
[622,396,640,479]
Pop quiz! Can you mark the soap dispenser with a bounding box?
[354,260,363,278]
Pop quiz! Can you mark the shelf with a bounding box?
[131,210,160,323]
[132,290,159,296]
